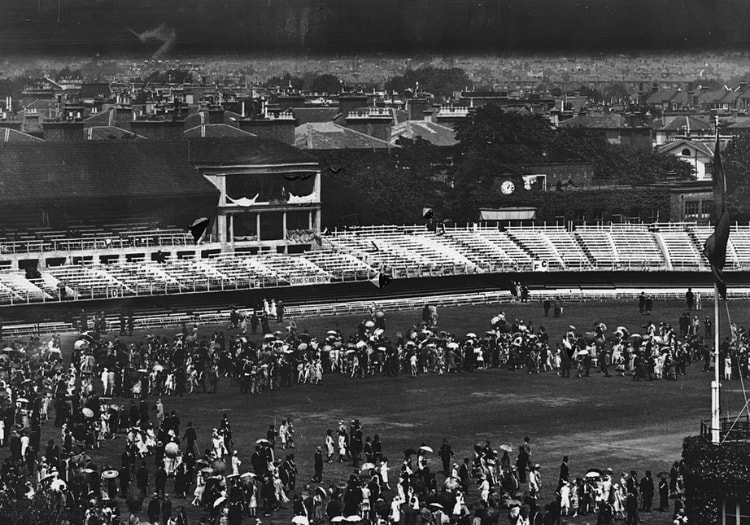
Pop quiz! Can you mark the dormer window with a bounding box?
[681,148,691,156]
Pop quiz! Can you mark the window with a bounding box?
[702,200,714,217]
[681,148,692,156]
[684,201,699,219]
[723,500,750,524]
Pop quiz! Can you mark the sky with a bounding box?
[3,0,750,57]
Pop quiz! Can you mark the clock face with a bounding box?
[501,180,516,195]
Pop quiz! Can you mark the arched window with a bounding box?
[681,148,691,156]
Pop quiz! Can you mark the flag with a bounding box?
[188,217,210,244]
[703,130,730,299]
[369,273,392,289]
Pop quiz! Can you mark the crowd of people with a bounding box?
[0,293,728,524]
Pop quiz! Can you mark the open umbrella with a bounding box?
[292,516,309,525]
[101,470,119,480]
[211,460,227,474]
[165,443,179,457]
[359,463,376,472]
[73,340,88,350]
[364,320,375,329]
[316,486,328,498]
[499,444,513,453]
[331,517,346,523]
[82,408,94,418]
[327,330,338,336]
[195,459,210,468]
[256,438,272,446]
[225,473,239,481]
[419,445,434,454]
[429,503,444,510]
[465,333,477,338]
[240,472,256,481]
[200,467,215,475]
[345,516,361,522]
[213,496,227,508]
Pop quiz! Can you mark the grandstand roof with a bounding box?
[0,141,218,203]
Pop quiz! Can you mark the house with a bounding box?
[657,139,713,180]
[652,115,713,145]
[557,113,653,150]
[294,122,392,150]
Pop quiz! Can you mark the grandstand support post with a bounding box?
[712,283,721,444]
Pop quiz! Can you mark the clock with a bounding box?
[500,180,516,195]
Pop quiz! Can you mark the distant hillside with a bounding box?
[3,0,750,56]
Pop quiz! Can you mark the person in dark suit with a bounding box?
[640,471,654,512]
[438,439,454,475]
[161,495,172,525]
[136,462,149,496]
[119,464,131,497]
[658,475,669,512]
[155,462,167,498]
[147,494,161,524]
[516,446,530,484]
[558,456,569,490]
[312,446,324,482]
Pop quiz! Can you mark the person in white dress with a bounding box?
[231,450,241,476]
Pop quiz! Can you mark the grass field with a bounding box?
[16,297,750,525]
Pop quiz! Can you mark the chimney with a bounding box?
[208,108,225,125]
[42,121,84,141]
[344,108,393,142]
[237,118,296,145]
[108,107,115,127]
[338,94,368,117]
[129,119,185,141]
[408,98,430,121]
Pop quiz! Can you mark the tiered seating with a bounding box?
[691,227,741,268]
[506,229,564,270]
[574,230,617,266]
[207,255,281,287]
[45,265,126,299]
[0,272,50,302]
[609,230,665,268]
[658,230,704,269]
[261,255,332,285]
[728,229,750,268]
[475,230,534,270]
[158,259,226,291]
[98,262,181,294]
[438,230,518,271]
[300,251,378,281]
[371,233,478,271]
[542,230,592,269]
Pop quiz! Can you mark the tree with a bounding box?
[304,73,341,94]
[721,133,750,220]
[385,66,471,99]
[316,140,449,227]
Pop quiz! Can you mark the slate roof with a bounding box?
[0,128,44,143]
[390,120,457,147]
[291,107,340,125]
[0,141,217,203]
[79,83,111,100]
[187,136,317,166]
[657,138,714,158]
[558,114,649,129]
[653,115,712,132]
[183,123,255,138]
[84,126,145,141]
[294,122,391,150]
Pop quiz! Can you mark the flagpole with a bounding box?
[712,284,721,443]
